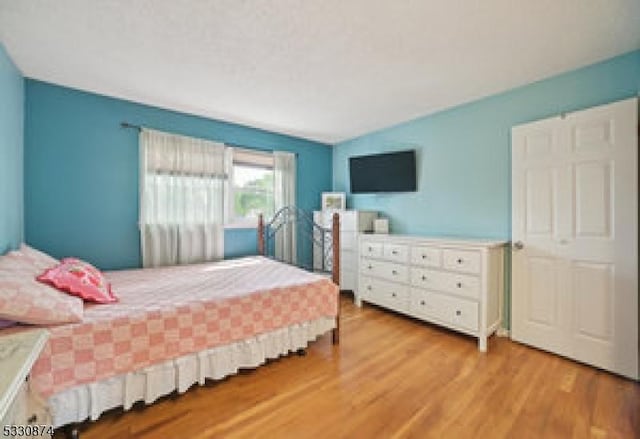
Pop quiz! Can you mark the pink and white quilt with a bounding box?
[22,257,338,398]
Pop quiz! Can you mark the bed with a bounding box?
[1,211,341,437]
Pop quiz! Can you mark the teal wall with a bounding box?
[0,44,24,254]
[25,80,332,269]
[333,50,640,327]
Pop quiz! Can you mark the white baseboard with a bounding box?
[496,327,510,337]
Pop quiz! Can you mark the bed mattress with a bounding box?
[22,257,338,398]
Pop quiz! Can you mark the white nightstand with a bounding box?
[0,329,49,438]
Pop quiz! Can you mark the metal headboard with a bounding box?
[259,206,333,274]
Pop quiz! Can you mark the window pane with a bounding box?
[144,172,224,224]
[233,164,274,221]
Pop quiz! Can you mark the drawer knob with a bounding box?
[457,258,463,264]
[456,282,462,288]
[367,286,372,291]
[420,300,426,306]
[392,270,398,275]
[456,310,461,316]
[392,250,398,255]
[368,264,372,269]
[421,275,427,281]
[368,246,372,251]
[422,254,427,259]
[392,292,397,297]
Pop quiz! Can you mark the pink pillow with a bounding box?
[38,258,117,304]
[0,254,84,325]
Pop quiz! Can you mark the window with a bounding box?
[228,149,275,227]
[139,129,229,266]
[145,173,224,224]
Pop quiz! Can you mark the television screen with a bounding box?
[349,150,416,193]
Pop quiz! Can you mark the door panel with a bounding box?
[525,168,554,235]
[512,97,638,379]
[512,116,566,354]
[574,161,612,238]
[524,130,554,157]
[571,116,613,152]
[572,262,613,342]
[527,257,558,327]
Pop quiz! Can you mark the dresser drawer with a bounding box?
[409,289,444,321]
[360,259,409,283]
[448,295,479,331]
[383,243,409,263]
[359,276,409,312]
[339,211,357,231]
[438,272,480,299]
[361,241,383,258]
[409,267,441,290]
[410,246,442,268]
[410,289,478,332]
[442,249,481,274]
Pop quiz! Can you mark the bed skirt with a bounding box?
[44,316,335,428]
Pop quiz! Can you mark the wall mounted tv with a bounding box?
[349,150,416,193]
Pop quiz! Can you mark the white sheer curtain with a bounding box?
[139,129,231,268]
[273,151,296,264]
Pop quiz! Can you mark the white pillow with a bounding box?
[8,244,59,271]
[0,251,83,325]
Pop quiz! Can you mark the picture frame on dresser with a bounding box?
[321,192,346,211]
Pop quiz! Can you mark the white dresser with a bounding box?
[0,329,50,438]
[357,234,506,351]
[313,210,378,290]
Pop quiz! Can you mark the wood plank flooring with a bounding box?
[65,294,640,439]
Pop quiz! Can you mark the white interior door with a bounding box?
[511,97,638,380]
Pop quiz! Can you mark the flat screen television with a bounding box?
[349,150,416,193]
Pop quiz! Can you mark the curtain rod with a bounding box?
[120,121,299,156]
[121,122,142,130]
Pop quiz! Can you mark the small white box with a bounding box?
[374,218,389,234]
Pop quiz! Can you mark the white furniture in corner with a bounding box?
[313,210,378,291]
[0,329,50,438]
[357,234,506,351]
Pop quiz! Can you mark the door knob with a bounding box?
[513,241,524,250]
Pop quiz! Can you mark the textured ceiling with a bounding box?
[0,0,638,143]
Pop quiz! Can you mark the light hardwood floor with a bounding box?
[67,294,640,439]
